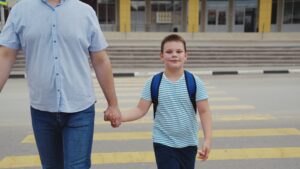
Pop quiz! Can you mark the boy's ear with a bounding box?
[160,52,164,60]
[185,52,188,60]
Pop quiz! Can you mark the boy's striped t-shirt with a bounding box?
[141,73,208,148]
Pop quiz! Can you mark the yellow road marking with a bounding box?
[22,128,299,143]
[210,105,255,110]
[1,147,300,168]
[215,114,274,121]
[209,97,238,101]
[0,155,40,168]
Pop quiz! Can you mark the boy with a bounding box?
[107,34,212,169]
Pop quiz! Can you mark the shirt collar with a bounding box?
[41,0,66,5]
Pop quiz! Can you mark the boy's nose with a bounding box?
[172,54,178,58]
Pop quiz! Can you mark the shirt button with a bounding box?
[54,40,56,43]
[55,57,58,59]
[56,73,59,76]
[57,89,60,92]
[53,24,56,27]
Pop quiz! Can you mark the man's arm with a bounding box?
[90,50,121,127]
[0,46,18,92]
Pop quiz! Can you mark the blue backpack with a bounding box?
[150,70,197,118]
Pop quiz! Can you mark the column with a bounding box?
[119,0,131,32]
[145,0,151,32]
[276,0,284,32]
[258,0,272,32]
[188,0,199,32]
[182,0,187,31]
[228,0,234,32]
[200,0,206,32]
[0,6,5,28]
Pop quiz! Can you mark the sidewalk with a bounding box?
[10,66,300,79]
[110,67,300,77]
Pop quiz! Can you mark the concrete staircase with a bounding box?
[12,44,300,72]
[106,45,300,69]
[11,31,300,72]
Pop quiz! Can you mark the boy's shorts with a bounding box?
[153,142,197,169]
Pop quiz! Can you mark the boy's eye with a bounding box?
[166,51,173,54]
[177,50,183,54]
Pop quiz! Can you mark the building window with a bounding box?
[208,9,216,25]
[284,0,300,24]
[98,0,116,24]
[271,0,277,24]
[81,0,97,11]
[294,0,300,23]
[235,10,244,25]
[218,11,226,25]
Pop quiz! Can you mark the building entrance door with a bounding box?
[244,8,256,32]
[150,0,183,32]
[206,0,228,32]
[234,0,257,32]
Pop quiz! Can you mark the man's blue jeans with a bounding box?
[30,105,95,169]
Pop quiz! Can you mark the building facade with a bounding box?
[1,0,300,32]
[83,0,300,33]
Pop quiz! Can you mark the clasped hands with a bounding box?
[103,106,122,127]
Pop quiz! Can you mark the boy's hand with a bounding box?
[104,106,122,128]
[198,142,211,161]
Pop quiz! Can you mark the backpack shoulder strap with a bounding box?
[184,70,197,113]
[151,72,163,118]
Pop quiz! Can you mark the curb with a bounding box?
[9,69,300,78]
[116,69,300,77]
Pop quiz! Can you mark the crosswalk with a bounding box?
[0,76,299,169]
[21,128,300,143]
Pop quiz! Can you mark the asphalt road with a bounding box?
[0,73,300,169]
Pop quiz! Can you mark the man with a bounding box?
[0,0,121,168]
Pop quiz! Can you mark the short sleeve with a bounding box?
[88,10,108,52]
[140,77,152,101]
[195,76,208,101]
[0,8,21,49]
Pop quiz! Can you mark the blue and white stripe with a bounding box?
[141,73,208,148]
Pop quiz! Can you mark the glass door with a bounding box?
[150,0,183,32]
[234,0,257,32]
[244,8,256,32]
[131,0,146,32]
[206,0,228,32]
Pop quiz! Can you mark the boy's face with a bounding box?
[160,41,187,70]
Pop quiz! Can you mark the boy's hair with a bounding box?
[160,34,187,53]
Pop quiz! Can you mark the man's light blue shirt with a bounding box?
[0,0,108,112]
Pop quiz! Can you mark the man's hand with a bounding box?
[104,106,122,128]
